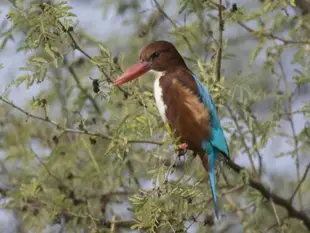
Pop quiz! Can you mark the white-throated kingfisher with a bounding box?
[113,41,230,220]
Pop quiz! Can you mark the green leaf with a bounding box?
[250,44,262,65]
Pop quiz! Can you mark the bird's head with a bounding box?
[113,40,186,86]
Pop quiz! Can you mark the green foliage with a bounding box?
[0,0,310,233]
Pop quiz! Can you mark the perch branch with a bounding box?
[224,158,310,230]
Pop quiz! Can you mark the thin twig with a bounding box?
[56,21,131,98]
[263,216,288,233]
[235,103,264,179]
[225,194,244,220]
[30,148,64,184]
[222,184,244,196]
[238,21,310,45]
[290,163,310,203]
[278,58,302,209]
[153,0,196,55]
[215,0,224,83]
[270,198,283,233]
[124,151,141,188]
[226,105,258,176]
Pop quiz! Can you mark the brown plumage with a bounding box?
[159,68,211,153]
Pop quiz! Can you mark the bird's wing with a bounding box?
[191,74,230,158]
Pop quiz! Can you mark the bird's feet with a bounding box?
[178,143,188,150]
[176,143,188,156]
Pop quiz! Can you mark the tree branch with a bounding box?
[2,95,310,229]
[224,158,310,230]
[238,21,310,45]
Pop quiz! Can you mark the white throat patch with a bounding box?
[152,71,167,123]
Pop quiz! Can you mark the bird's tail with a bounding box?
[209,151,220,220]
[201,141,220,220]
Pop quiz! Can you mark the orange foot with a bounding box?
[177,143,188,156]
[178,143,188,150]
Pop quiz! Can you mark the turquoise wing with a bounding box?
[191,74,230,158]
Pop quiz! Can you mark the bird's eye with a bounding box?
[150,52,160,60]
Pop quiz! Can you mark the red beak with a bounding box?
[113,61,151,86]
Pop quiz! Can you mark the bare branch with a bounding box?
[238,21,310,45]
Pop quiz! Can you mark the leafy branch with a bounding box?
[0,96,162,146]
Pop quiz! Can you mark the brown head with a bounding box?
[113,41,187,86]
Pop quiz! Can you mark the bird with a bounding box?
[113,40,230,220]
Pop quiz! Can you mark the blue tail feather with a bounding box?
[209,151,219,219]
[202,140,220,220]
[191,74,230,220]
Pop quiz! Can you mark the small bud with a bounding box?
[93,86,100,93]
[33,209,39,216]
[204,214,214,225]
[89,137,97,145]
[52,135,59,144]
[78,121,84,130]
[92,79,100,93]
[67,172,74,180]
[113,56,118,64]
[41,98,47,107]
[231,3,238,12]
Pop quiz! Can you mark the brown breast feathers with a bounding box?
[159,68,211,153]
